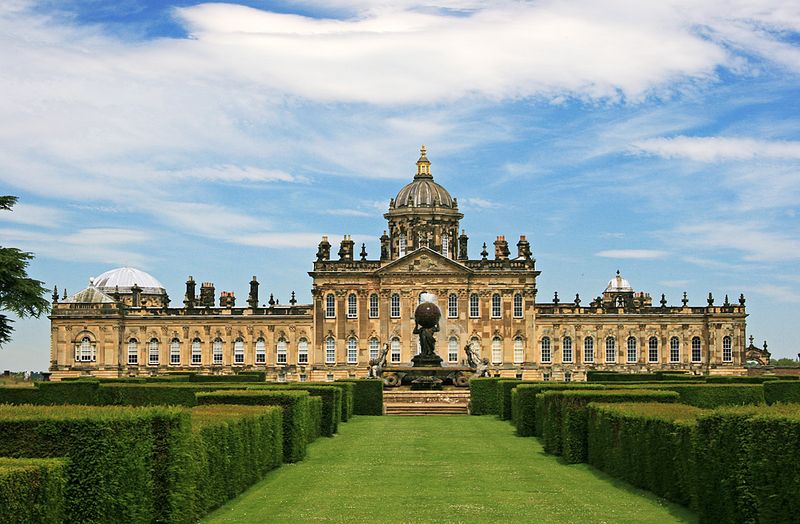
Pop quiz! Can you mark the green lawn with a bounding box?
[203,415,696,523]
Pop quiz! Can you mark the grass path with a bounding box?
[203,415,696,523]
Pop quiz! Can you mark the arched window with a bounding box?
[442,234,449,258]
[347,338,358,364]
[170,338,180,365]
[325,337,336,364]
[347,294,357,318]
[191,338,202,365]
[513,337,524,364]
[627,337,637,363]
[448,337,459,363]
[513,293,523,318]
[469,294,479,318]
[722,336,733,362]
[540,337,551,363]
[369,338,379,361]
[648,337,658,363]
[399,233,407,256]
[255,337,266,364]
[128,339,138,365]
[234,338,245,365]
[390,337,401,363]
[369,294,379,318]
[447,293,458,318]
[564,371,572,382]
[325,294,336,318]
[276,338,287,364]
[492,337,503,364]
[390,293,401,318]
[563,336,573,363]
[491,294,501,318]
[584,337,594,363]
[212,338,223,365]
[298,338,309,364]
[605,337,616,363]
[670,337,680,363]
[691,336,701,363]
[148,338,159,366]
[77,336,95,362]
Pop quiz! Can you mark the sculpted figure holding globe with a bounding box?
[411,293,443,367]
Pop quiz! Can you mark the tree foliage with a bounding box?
[0,196,50,346]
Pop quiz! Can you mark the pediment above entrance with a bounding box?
[376,247,473,276]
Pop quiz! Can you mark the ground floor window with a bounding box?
[670,337,680,363]
[255,338,266,364]
[492,337,503,364]
[128,339,138,365]
[149,339,159,366]
[347,338,358,364]
[298,338,309,364]
[584,337,594,363]
[391,338,401,363]
[448,337,459,363]
[540,337,551,363]
[605,337,616,363]
[627,337,637,363]
[170,339,180,365]
[691,336,701,362]
[212,338,223,365]
[326,337,336,364]
[234,338,245,365]
[277,338,288,364]
[648,337,658,363]
[513,337,524,364]
[191,339,202,365]
[723,336,732,362]
[369,338,379,362]
[562,336,573,363]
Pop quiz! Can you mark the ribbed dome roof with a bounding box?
[395,178,455,209]
[93,267,165,292]
[605,271,633,293]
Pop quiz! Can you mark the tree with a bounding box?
[0,196,50,347]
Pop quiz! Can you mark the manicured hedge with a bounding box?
[308,397,323,441]
[541,389,679,463]
[188,373,265,383]
[197,390,311,462]
[763,381,800,404]
[511,383,606,437]
[0,383,202,407]
[300,381,352,422]
[496,379,521,420]
[35,381,101,404]
[0,404,195,523]
[586,371,701,382]
[97,385,199,407]
[0,387,40,404]
[586,403,702,506]
[705,375,798,384]
[337,379,384,416]
[469,378,500,415]
[190,405,283,514]
[0,457,67,524]
[659,384,765,408]
[250,385,341,437]
[693,405,800,523]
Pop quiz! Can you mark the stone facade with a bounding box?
[49,147,753,381]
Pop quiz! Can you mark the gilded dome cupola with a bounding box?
[384,146,464,261]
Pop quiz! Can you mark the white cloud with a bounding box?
[675,222,800,262]
[166,166,309,184]
[461,197,501,209]
[743,284,800,305]
[659,279,690,288]
[632,136,800,162]
[321,209,372,217]
[596,249,669,259]
[0,203,66,228]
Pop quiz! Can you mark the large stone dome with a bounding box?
[93,267,165,293]
[393,145,455,209]
[604,271,633,293]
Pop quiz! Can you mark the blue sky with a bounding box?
[1,0,799,371]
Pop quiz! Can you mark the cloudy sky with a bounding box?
[1,0,799,371]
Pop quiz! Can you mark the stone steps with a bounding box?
[384,389,470,415]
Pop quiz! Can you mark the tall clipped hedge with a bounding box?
[512,383,606,437]
[763,381,800,404]
[496,379,521,420]
[35,381,101,404]
[0,457,67,524]
[337,379,384,416]
[0,404,195,523]
[188,372,266,382]
[586,403,702,507]
[541,389,679,463]
[308,397,323,441]
[705,375,798,384]
[250,385,341,437]
[197,390,311,462]
[469,378,500,415]
[586,371,701,382]
[693,405,800,523]
[97,385,198,406]
[659,384,765,408]
[190,405,283,514]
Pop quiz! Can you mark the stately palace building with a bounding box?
[49,147,762,381]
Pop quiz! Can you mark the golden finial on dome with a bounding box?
[416,145,431,178]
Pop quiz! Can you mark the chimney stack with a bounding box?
[219,291,235,308]
[248,276,259,309]
[517,235,532,260]
[458,230,469,260]
[494,235,510,260]
[200,282,215,307]
[184,276,196,309]
[316,236,331,261]
[380,231,390,261]
[339,234,355,261]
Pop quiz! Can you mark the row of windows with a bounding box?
[325,292,525,319]
[537,335,733,363]
[124,337,309,366]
